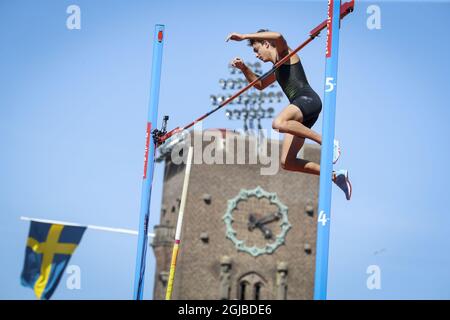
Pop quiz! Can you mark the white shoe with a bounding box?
[333,139,341,164]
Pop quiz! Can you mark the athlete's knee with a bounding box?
[272,118,287,132]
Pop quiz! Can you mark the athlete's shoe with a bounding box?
[333,139,341,164]
[334,169,352,200]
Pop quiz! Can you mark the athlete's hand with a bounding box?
[226,33,246,42]
[230,57,246,71]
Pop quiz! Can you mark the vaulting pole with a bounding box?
[133,24,165,300]
[314,0,354,300]
[165,146,194,300]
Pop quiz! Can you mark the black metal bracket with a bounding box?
[152,115,169,146]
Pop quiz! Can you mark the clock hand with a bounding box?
[256,213,280,239]
[248,213,258,231]
[256,212,281,226]
[257,224,273,239]
[248,212,280,232]
[249,214,274,239]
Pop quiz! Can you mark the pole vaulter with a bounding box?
[152,1,354,146]
[134,1,354,300]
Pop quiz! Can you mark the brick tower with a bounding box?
[151,129,320,300]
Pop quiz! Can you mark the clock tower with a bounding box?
[151,129,320,300]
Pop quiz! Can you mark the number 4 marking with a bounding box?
[318,211,329,226]
[325,77,336,92]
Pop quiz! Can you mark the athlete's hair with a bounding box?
[247,29,277,47]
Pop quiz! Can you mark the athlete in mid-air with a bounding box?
[226,30,352,200]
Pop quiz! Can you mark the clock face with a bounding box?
[223,187,291,257]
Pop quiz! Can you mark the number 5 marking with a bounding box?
[325,77,335,92]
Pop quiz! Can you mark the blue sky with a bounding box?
[1,0,450,299]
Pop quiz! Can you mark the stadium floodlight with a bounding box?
[250,92,259,103]
[228,63,236,75]
[276,91,283,102]
[226,78,235,90]
[210,95,217,106]
[236,78,245,89]
[227,94,234,105]
[259,92,267,103]
[253,62,262,74]
[242,94,250,105]
[256,105,266,119]
[219,79,227,90]
[217,95,226,104]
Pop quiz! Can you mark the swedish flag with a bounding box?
[20,221,86,300]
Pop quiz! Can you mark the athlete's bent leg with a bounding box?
[272,104,322,144]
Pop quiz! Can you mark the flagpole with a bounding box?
[133,24,165,300]
[165,146,194,300]
[19,216,155,237]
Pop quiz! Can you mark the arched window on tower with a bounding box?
[254,282,262,300]
[239,281,249,300]
[238,273,266,300]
